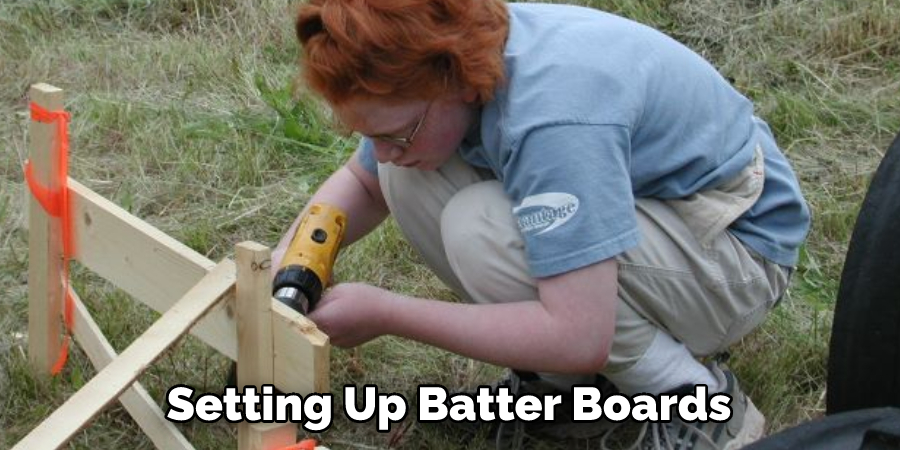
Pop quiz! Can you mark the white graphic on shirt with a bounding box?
[512,192,580,236]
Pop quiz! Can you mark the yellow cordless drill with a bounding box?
[273,203,347,314]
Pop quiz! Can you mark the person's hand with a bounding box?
[307,282,396,348]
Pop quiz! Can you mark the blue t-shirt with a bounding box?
[359,3,810,277]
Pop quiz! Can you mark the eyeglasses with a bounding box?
[366,101,433,149]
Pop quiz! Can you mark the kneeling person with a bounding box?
[277,1,811,448]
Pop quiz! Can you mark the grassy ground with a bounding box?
[1,0,898,448]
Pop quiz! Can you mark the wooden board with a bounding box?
[12,260,235,450]
[235,242,290,450]
[272,301,330,395]
[27,83,65,375]
[71,287,194,450]
[70,179,237,360]
[70,178,330,394]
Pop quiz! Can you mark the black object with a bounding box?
[723,130,900,448]
[272,264,323,314]
[746,408,900,450]
[828,129,900,414]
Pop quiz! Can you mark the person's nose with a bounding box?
[373,141,404,164]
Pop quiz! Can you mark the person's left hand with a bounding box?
[307,282,396,348]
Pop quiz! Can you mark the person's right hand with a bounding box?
[307,282,397,348]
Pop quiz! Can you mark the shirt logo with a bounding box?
[512,192,580,235]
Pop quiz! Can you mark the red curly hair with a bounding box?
[295,0,509,105]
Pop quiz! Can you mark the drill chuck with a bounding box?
[273,265,324,314]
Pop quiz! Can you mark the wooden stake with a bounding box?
[238,423,297,450]
[12,260,236,450]
[236,242,297,449]
[235,241,275,387]
[27,83,65,376]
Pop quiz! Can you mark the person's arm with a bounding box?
[310,258,618,374]
[273,152,388,270]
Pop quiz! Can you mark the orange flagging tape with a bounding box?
[278,439,319,450]
[25,102,75,375]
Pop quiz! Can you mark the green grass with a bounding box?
[2,0,899,448]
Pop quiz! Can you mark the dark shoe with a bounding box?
[439,370,621,449]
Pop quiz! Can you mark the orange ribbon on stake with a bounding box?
[278,439,320,450]
[24,102,76,375]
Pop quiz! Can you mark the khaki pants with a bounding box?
[377,148,790,375]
